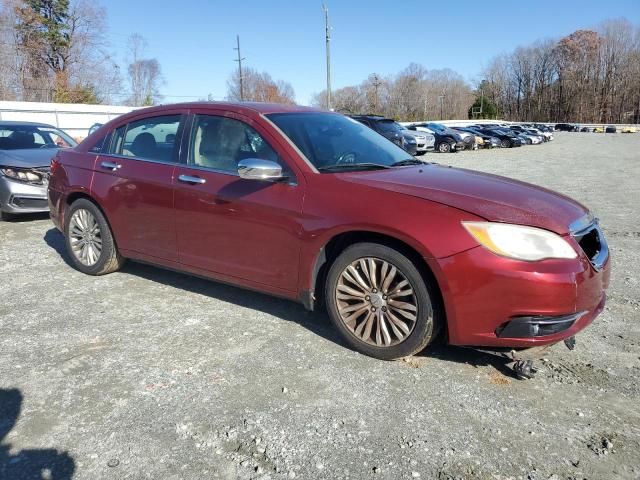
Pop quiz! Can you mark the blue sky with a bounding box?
[104,0,640,105]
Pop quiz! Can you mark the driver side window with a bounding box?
[189,115,281,174]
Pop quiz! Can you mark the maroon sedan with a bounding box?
[48,102,610,367]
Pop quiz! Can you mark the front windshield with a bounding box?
[426,123,446,133]
[267,112,414,171]
[376,120,403,133]
[0,125,77,150]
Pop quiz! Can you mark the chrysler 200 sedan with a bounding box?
[48,102,610,364]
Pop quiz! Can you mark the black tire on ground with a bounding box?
[64,198,125,275]
[0,210,15,221]
[437,142,451,153]
[501,139,510,148]
[324,242,440,360]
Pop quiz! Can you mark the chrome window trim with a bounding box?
[99,153,178,167]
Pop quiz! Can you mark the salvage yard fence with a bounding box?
[0,101,138,140]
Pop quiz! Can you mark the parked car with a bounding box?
[402,128,435,155]
[472,126,523,148]
[555,123,578,132]
[511,125,553,142]
[48,103,611,372]
[621,127,637,133]
[452,127,500,148]
[0,121,77,220]
[509,126,543,144]
[580,127,593,132]
[605,126,617,133]
[404,124,464,153]
[426,123,475,151]
[350,115,417,156]
[88,123,103,136]
[593,127,605,133]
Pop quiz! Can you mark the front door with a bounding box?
[174,112,305,293]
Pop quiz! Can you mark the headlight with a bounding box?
[0,167,43,184]
[462,221,577,261]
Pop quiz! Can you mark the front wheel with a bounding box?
[437,142,451,153]
[325,243,439,360]
[65,199,125,275]
[501,139,510,148]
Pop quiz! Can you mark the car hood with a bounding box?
[343,164,587,234]
[0,148,59,168]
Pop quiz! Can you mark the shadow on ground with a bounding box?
[1,212,50,223]
[0,388,75,480]
[43,227,518,378]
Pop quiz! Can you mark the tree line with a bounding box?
[482,19,640,123]
[310,64,474,121]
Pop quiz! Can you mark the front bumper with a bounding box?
[433,241,610,348]
[0,176,49,214]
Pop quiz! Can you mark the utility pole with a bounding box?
[372,74,381,113]
[438,94,446,120]
[323,3,332,110]
[234,34,245,101]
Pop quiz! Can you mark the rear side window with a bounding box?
[109,115,182,163]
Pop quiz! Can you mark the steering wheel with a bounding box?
[336,151,358,164]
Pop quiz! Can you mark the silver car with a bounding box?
[401,128,435,155]
[0,121,77,220]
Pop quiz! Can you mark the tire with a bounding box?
[500,139,510,148]
[0,210,15,221]
[437,142,451,153]
[325,242,439,360]
[65,198,124,275]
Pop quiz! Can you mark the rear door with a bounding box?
[91,111,186,261]
[173,110,305,293]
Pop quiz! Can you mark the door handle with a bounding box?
[178,174,206,185]
[100,161,121,171]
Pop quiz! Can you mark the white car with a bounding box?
[402,128,435,155]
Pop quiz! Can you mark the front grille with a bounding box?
[571,220,609,271]
[11,196,49,209]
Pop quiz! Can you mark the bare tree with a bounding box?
[125,33,163,106]
[226,67,295,104]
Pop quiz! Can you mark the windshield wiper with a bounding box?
[391,158,425,167]
[318,163,391,172]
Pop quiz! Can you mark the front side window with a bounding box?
[189,115,280,174]
[267,113,411,171]
[115,115,181,162]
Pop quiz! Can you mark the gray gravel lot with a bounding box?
[1,132,639,480]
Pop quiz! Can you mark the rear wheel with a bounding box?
[65,199,124,275]
[500,139,510,148]
[325,243,439,360]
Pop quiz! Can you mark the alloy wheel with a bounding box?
[68,208,102,266]
[335,257,418,347]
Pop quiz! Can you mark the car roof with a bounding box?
[124,101,324,116]
[0,120,59,128]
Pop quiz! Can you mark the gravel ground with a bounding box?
[1,132,639,480]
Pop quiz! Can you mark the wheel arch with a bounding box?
[304,230,446,336]
[64,191,115,241]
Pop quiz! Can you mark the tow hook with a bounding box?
[564,336,576,350]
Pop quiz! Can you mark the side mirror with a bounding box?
[237,158,285,182]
